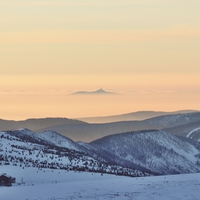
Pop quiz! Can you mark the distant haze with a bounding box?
[1,0,200,120]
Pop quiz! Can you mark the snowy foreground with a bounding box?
[1,166,200,200]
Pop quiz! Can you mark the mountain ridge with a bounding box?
[79,110,198,123]
[71,88,116,95]
[36,112,200,142]
[0,117,87,132]
[1,111,200,142]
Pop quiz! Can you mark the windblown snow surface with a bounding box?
[0,166,200,200]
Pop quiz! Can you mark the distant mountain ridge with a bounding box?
[36,112,200,142]
[1,111,200,142]
[71,88,115,95]
[0,117,86,132]
[79,110,198,123]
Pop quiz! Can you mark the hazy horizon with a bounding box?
[1,0,200,120]
[0,107,199,121]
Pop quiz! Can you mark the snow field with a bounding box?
[0,166,200,200]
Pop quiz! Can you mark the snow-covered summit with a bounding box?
[38,130,82,151]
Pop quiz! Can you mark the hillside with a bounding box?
[1,127,200,176]
[0,129,148,177]
[90,130,200,175]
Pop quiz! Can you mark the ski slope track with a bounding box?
[186,127,200,138]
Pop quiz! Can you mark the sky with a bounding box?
[0,0,200,120]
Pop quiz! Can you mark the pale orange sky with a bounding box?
[0,0,200,120]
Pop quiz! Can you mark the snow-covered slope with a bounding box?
[1,128,200,177]
[0,129,148,177]
[90,130,200,175]
[38,130,82,151]
[1,165,200,200]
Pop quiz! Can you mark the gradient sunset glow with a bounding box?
[1,0,200,120]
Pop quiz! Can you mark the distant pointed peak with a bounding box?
[72,88,116,95]
[94,88,106,93]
